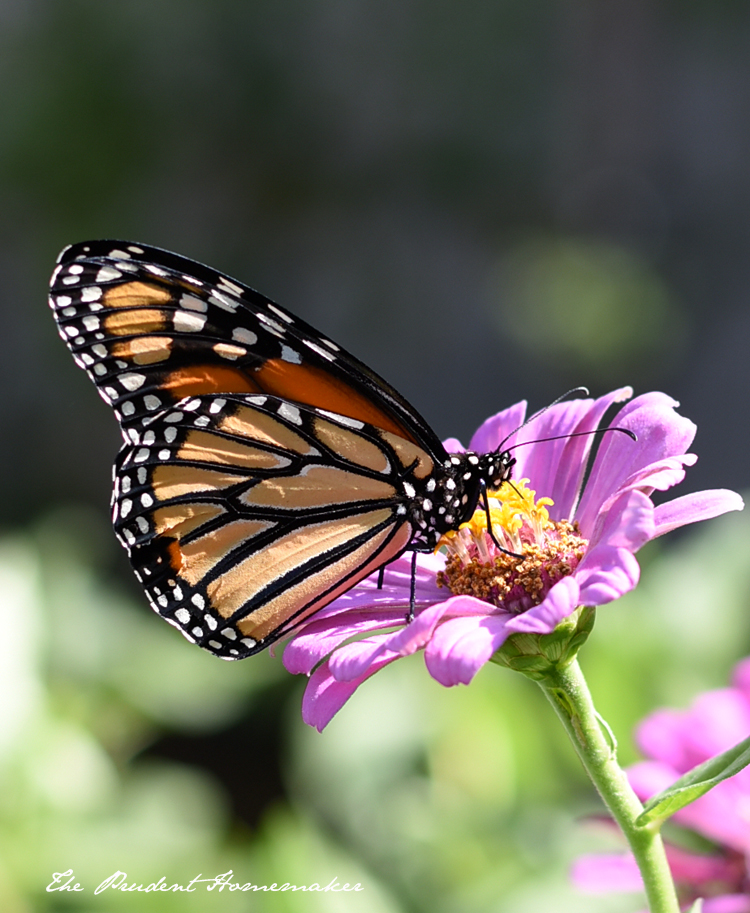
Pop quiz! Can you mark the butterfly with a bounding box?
[49,241,513,659]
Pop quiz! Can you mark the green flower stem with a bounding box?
[537,658,680,913]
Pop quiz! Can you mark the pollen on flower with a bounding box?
[436,479,587,613]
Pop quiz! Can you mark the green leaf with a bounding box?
[636,735,750,828]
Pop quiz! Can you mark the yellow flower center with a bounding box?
[436,479,588,612]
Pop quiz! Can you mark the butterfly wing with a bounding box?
[113,393,419,657]
[50,240,445,656]
[49,240,446,457]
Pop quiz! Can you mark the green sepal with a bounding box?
[490,606,595,680]
[636,734,750,828]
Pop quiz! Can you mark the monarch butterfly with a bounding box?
[49,240,513,659]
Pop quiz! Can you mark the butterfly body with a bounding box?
[50,241,512,658]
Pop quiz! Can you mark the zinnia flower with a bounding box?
[573,657,750,912]
[282,387,743,731]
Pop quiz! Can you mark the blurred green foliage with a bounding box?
[0,504,747,912]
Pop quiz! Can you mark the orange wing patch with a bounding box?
[254,359,414,440]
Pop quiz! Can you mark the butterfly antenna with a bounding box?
[503,425,637,457]
[495,386,590,454]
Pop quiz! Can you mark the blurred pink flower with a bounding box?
[573,658,750,912]
[282,387,743,731]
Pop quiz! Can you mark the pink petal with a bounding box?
[505,574,581,633]
[424,613,512,686]
[468,400,528,454]
[653,489,744,538]
[575,544,640,605]
[576,392,697,534]
[516,387,633,520]
[301,654,398,732]
[587,489,655,552]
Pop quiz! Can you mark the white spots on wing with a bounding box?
[120,476,131,493]
[137,467,147,484]
[141,493,154,508]
[321,337,340,351]
[68,264,84,275]
[165,411,184,422]
[181,293,207,312]
[121,400,135,416]
[136,516,149,533]
[62,307,76,317]
[191,627,203,638]
[134,448,150,462]
[468,455,479,465]
[232,327,257,345]
[426,478,436,492]
[164,426,178,443]
[204,614,218,631]
[213,343,246,360]
[81,287,102,305]
[403,482,416,498]
[119,373,146,391]
[80,353,94,366]
[318,410,365,430]
[278,402,302,425]
[209,398,226,413]
[303,339,335,361]
[183,399,201,412]
[241,637,257,650]
[93,364,106,376]
[217,277,243,296]
[158,449,171,460]
[267,303,293,323]
[280,345,301,364]
[82,315,100,331]
[144,264,167,277]
[56,295,72,307]
[191,593,205,609]
[96,266,122,282]
[120,498,132,518]
[127,245,144,254]
[144,394,162,411]
[221,627,237,640]
[174,310,206,332]
[245,395,267,405]
[142,430,156,445]
[257,313,285,334]
[193,415,210,427]
[107,249,132,259]
[422,498,432,511]
[64,326,79,338]
[157,594,169,608]
[127,428,139,443]
[175,608,190,624]
[208,290,238,312]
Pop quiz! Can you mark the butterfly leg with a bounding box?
[377,565,386,590]
[480,480,524,559]
[407,550,417,623]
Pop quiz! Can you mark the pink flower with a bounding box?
[282,387,743,731]
[573,658,750,911]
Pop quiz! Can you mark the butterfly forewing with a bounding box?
[50,240,445,455]
[112,393,425,657]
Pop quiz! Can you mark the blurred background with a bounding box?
[2,1,750,910]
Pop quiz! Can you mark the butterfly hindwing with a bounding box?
[49,240,445,456]
[112,392,423,657]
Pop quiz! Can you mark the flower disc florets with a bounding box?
[437,479,588,613]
